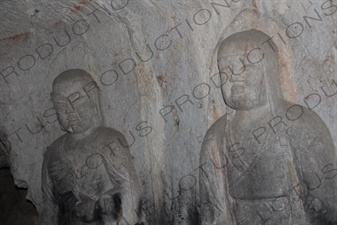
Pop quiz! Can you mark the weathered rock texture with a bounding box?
[0,0,336,224]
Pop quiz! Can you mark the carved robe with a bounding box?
[40,126,141,225]
[200,105,337,225]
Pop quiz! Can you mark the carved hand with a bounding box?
[97,192,122,216]
[75,197,97,222]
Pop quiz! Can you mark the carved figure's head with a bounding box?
[217,30,280,110]
[51,69,102,133]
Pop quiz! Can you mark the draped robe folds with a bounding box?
[200,105,337,225]
[40,126,141,225]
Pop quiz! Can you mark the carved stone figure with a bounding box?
[200,30,337,225]
[39,69,142,225]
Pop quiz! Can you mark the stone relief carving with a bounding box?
[199,30,337,225]
[39,69,143,225]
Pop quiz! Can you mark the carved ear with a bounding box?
[91,101,99,116]
[89,89,100,116]
[59,123,70,132]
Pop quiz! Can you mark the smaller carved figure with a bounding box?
[39,69,142,225]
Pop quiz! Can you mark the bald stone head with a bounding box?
[51,69,101,133]
[217,30,279,111]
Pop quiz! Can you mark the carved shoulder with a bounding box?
[94,126,128,146]
[93,126,135,167]
[200,114,227,162]
[44,134,68,161]
[286,105,335,158]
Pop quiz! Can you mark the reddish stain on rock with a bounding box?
[74,5,81,11]
[53,20,63,27]
[252,0,258,9]
[0,31,30,42]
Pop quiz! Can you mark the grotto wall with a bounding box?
[0,0,336,224]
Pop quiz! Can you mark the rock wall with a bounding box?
[0,0,336,224]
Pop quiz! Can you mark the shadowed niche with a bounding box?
[0,166,38,225]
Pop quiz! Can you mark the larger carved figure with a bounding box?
[39,69,142,225]
[200,30,337,225]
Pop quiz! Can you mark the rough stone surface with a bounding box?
[0,0,336,224]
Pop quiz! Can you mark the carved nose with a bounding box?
[67,113,78,120]
[229,65,246,83]
[228,58,246,76]
[65,102,76,114]
[230,72,245,83]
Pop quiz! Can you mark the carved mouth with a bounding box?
[67,113,80,121]
[67,116,81,129]
[231,83,245,95]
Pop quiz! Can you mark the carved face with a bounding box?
[52,76,100,133]
[218,39,268,110]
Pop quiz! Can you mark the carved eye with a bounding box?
[54,101,67,109]
[67,92,80,104]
